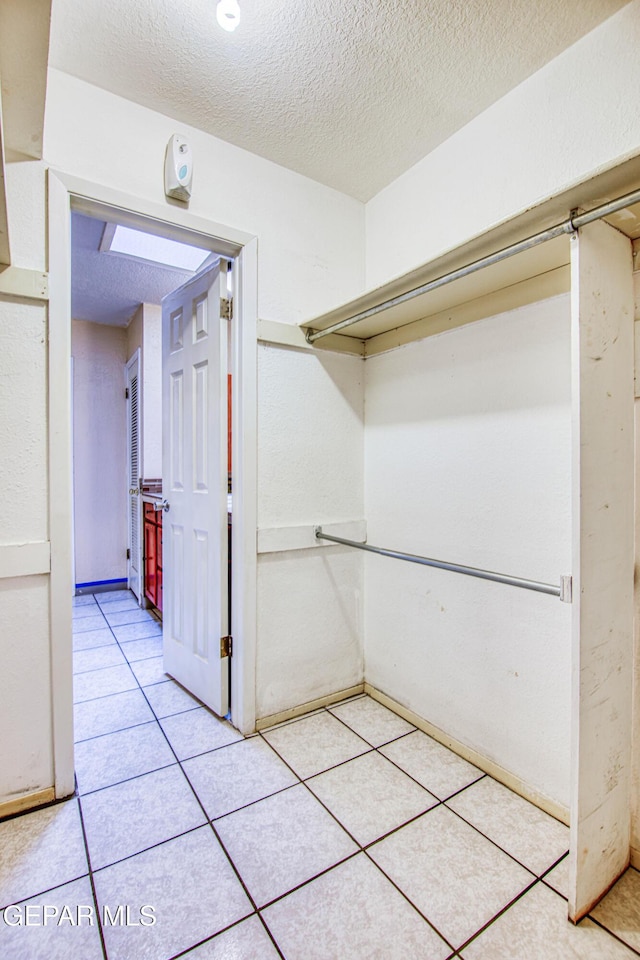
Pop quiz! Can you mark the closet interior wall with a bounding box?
[256,343,365,721]
[363,294,573,811]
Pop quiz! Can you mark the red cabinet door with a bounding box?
[144,509,157,607]
[156,514,163,614]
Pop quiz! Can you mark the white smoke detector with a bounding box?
[164,135,193,202]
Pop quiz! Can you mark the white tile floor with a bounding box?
[0,589,639,959]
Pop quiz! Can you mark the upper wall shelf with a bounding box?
[0,0,52,268]
[0,0,52,163]
[299,156,640,357]
[0,105,9,266]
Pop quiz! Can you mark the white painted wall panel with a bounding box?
[0,300,48,542]
[256,344,365,718]
[568,221,635,920]
[256,548,362,719]
[72,320,128,584]
[257,345,364,527]
[365,1,640,288]
[364,296,572,806]
[3,160,46,270]
[0,577,52,803]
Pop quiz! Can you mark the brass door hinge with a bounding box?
[220,635,233,658]
[221,297,233,321]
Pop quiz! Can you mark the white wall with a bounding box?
[72,320,128,585]
[44,69,365,324]
[364,295,572,807]
[3,2,638,807]
[41,68,368,722]
[365,1,640,288]
[0,159,52,806]
[256,344,364,719]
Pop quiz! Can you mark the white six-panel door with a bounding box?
[162,263,230,716]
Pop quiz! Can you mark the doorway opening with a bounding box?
[71,208,235,717]
[48,171,258,800]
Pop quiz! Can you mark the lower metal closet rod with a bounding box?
[314,527,571,602]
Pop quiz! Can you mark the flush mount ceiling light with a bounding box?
[216,0,240,32]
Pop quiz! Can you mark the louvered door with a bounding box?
[126,349,142,600]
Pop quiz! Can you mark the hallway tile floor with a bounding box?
[1,589,639,958]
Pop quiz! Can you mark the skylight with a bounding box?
[102,224,212,272]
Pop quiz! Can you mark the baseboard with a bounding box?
[0,787,55,820]
[364,683,570,826]
[75,578,128,595]
[256,683,365,731]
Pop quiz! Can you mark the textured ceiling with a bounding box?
[49,0,629,201]
[71,213,192,326]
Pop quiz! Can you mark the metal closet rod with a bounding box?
[305,185,640,343]
[314,527,573,602]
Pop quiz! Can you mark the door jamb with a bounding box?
[48,169,258,796]
[125,347,142,602]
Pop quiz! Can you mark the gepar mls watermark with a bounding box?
[2,904,156,927]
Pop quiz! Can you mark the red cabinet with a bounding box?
[143,501,163,614]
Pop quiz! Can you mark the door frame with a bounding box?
[125,347,142,602]
[48,169,258,797]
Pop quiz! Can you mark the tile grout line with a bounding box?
[74,716,158,746]
[438,802,547,881]
[75,785,110,960]
[0,870,91,914]
[454,875,553,955]
[262,707,530,882]
[82,823,208,875]
[255,850,362,912]
[73,646,166,675]
[166,913,280,960]
[265,703,489,815]
[72,609,637,959]
[77,601,285,957]
[256,702,575,954]
[169,704,429,950]
[73,600,164,709]
[77,756,180,799]
[360,721,564,885]
[118,639,288,960]
[586,915,640,958]
[255,726,459,954]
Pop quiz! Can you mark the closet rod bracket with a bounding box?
[560,575,573,604]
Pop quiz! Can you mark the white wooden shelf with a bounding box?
[299,156,640,357]
[0,103,9,266]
